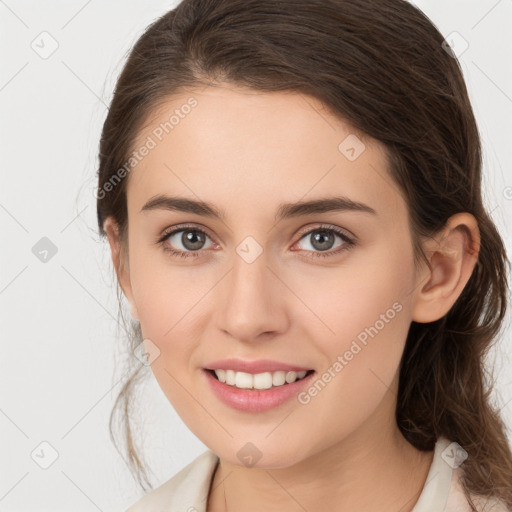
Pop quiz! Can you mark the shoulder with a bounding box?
[446,465,510,512]
[125,449,219,512]
[412,437,510,512]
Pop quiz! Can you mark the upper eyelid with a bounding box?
[160,223,215,243]
[296,223,354,240]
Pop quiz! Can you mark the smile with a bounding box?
[209,369,313,389]
[203,368,317,412]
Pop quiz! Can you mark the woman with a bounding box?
[96,0,512,510]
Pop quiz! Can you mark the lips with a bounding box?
[203,366,317,412]
[204,358,314,374]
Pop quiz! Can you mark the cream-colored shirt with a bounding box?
[126,437,509,511]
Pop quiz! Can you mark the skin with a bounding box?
[104,83,480,512]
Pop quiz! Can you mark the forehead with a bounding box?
[127,84,405,223]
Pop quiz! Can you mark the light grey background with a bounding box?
[1,1,511,511]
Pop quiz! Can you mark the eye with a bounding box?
[157,224,216,259]
[157,223,355,260]
[292,225,355,258]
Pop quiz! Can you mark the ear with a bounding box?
[411,212,480,323]
[103,217,140,321]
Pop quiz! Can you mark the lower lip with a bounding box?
[203,369,315,412]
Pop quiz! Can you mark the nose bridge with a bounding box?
[216,240,286,340]
[232,240,268,294]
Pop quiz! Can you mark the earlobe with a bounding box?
[103,217,140,321]
[412,212,480,323]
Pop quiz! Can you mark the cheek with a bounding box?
[289,244,416,408]
[287,254,414,452]
[128,247,226,409]
[128,252,211,420]
[129,241,209,334]
[292,244,415,346]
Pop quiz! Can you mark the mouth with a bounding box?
[203,367,317,412]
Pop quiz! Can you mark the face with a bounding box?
[114,83,425,468]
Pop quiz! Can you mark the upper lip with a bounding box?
[204,358,314,374]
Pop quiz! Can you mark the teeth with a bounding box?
[213,369,309,389]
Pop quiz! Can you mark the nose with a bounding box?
[215,246,289,343]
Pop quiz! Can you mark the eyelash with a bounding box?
[157,223,356,260]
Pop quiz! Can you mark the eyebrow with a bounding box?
[140,194,377,220]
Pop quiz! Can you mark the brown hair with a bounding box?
[96,0,512,507]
